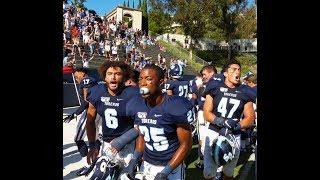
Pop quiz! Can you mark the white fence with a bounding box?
[156,33,257,52]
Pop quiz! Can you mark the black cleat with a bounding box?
[76,166,91,176]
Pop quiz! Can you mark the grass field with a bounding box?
[185,143,256,180]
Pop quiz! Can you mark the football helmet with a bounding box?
[88,156,120,180]
[212,134,239,166]
[169,63,183,79]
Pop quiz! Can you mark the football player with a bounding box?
[85,61,140,177]
[193,65,218,170]
[125,64,193,180]
[242,73,257,151]
[63,67,102,176]
[202,60,255,180]
[165,63,191,98]
[166,63,197,134]
[125,69,139,87]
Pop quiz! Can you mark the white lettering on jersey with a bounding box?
[223,92,237,98]
[103,101,119,107]
[141,118,157,125]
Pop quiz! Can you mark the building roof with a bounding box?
[105,6,142,17]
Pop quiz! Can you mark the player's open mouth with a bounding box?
[110,81,118,87]
[235,76,240,81]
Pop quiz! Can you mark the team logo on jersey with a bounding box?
[100,97,110,103]
[154,114,162,117]
[220,87,228,92]
[213,77,222,81]
[137,112,147,119]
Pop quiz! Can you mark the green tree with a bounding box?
[127,0,130,7]
[148,0,172,35]
[138,0,142,9]
[72,0,86,9]
[174,1,207,41]
[123,1,126,7]
[234,5,257,39]
[150,0,256,60]
[133,0,135,8]
[206,0,249,59]
[148,10,171,35]
[173,0,208,61]
[141,0,148,33]
[141,0,148,16]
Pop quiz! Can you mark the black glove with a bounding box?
[223,119,241,131]
[154,165,172,180]
[63,113,76,123]
[219,127,232,136]
[154,173,168,180]
[211,117,225,127]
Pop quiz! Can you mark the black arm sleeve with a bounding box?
[74,101,89,115]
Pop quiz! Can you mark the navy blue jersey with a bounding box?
[197,76,224,110]
[79,76,98,89]
[212,73,225,82]
[195,85,207,111]
[73,77,98,115]
[87,84,140,142]
[165,79,191,98]
[127,95,193,165]
[204,80,255,131]
[189,79,197,94]
[79,76,98,98]
[248,86,257,100]
[202,78,225,98]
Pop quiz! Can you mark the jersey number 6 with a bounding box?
[104,108,118,129]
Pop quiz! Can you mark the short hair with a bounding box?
[128,69,140,84]
[195,72,202,77]
[73,66,88,74]
[200,65,217,74]
[98,61,133,81]
[222,59,241,73]
[142,64,165,80]
[246,74,257,84]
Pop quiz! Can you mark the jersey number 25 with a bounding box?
[139,126,169,151]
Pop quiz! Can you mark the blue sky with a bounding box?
[84,0,140,16]
[82,0,256,17]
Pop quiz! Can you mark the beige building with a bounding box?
[105,6,142,31]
